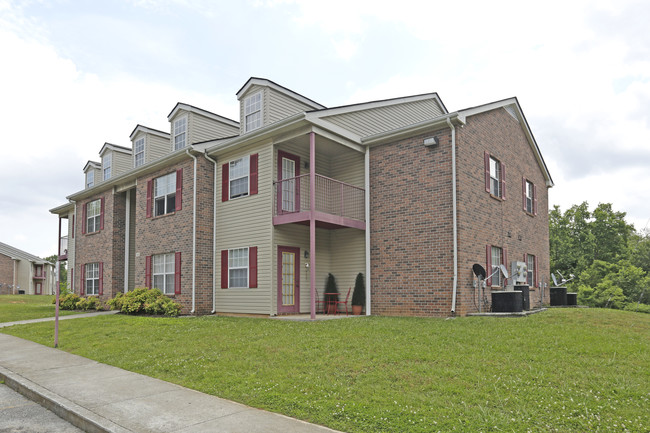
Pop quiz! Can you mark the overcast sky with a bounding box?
[1,0,649,258]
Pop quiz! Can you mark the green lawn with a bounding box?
[2,309,649,432]
[0,295,84,323]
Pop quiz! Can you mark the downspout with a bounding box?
[185,149,197,314]
[204,150,218,314]
[447,118,459,314]
[364,146,371,316]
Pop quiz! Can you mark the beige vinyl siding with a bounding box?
[215,143,273,314]
[267,87,315,125]
[112,151,132,178]
[322,98,445,138]
[275,141,329,178]
[330,151,364,187]
[329,228,366,300]
[188,112,239,144]
[147,133,170,162]
[87,167,101,187]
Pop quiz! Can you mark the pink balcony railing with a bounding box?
[273,174,365,222]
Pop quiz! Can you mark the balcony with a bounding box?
[58,236,68,261]
[33,269,46,280]
[273,174,365,230]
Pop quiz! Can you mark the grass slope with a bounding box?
[0,295,84,323]
[2,309,649,432]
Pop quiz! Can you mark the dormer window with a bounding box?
[86,171,94,188]
[244,92,262,132]
[103,154,112,181]
[173,116,187,150]
[134,137,145,168]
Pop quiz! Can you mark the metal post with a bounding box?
[309,132,316,320]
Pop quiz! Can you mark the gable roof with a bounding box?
[236,77,326,110]
[458,97,554,187]
[129,124,170,141]
[167,102,239,127]
[99,142,132,157]
[83,161,101,172]
[0,241,49,264]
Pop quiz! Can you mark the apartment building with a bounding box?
[0,241,56,295]
[51,77,553,317]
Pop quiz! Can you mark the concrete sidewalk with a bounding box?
[0,310,120,328]
[0,334,341,433]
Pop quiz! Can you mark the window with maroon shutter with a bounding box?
[250,154,258,195]
[81,204,87,235]
[98,262,103,296]
[221,163,229,202]
[221,250,228,288]
[249,246,258,288]
[487,154,505,198]
[484,152,490,193]
[524,179,536,214]
[145,255,152,288]
[153,172,177,217]
[80,265,85,296]
[72,215,75,238]
[100,197,105,230]
[146,180,153,218]
[175,252,181,294]
[175,169,183,211]
[85,199,101,233]
[488,245,504,287]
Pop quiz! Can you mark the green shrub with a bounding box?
[107,288,181,317]
[75,296,103,311]
[58,293,81,310]
[623,302,650,314]
[352,272,365,307]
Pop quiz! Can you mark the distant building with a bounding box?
[50,77,553,316]
[0,242,56,295]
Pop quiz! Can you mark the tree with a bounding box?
[591,203,634,263]
[44,254,67,291]
[629,229,650,274]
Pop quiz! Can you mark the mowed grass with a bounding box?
[0,295,84,323]
[3,309,649,432]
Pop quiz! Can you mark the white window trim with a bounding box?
[526,254,536,287]
[103,154,112,181]
[489,157,501,197]
[525,180,534,213]
[491,246,503,287]
[173,115,188,151]
[152,253,175,295]
[229,156,250,200]
[154,172,176,217]
[134,137,145,168]
[86,171,94,188]
[87,199,101,233]
[85,263,99,296]
[228,247,249,289]
[244,92,262,132]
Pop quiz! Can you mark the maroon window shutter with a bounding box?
[98,262,103,296]
[175,252,182,294]
[486,245,492,286]
[221,249,228,288]
[501,162,507,199]
[100,197,105,230]
[72,215,75,238]
[249,246,258,288]
[145,256,152,288]
[533,184,538,215]
[81,203,87,235]
[484,152,490,193]
[80,265,85,296]
[221,163,229,202]
[250,154,258,195]
[175,169,183,211]
[522,177,526,211]
[146,180,153,218]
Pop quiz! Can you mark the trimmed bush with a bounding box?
[352,272,365,307]
[75,296,104,311]
[107,288,181,317]
[57,293,81,310]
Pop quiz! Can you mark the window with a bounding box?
[173,116,187,150]
[523,179,537,215]
[229,156,250,199]
[153,253,175,294]
[154,172,176,216]
[244,92,262,132]
[86,171,94,188]
[85,263,99,295]
[228,248,249,288]
[485,152,506,199]
[490,246,504,287]
[86,199,101,233]
[526,254,536,287]
[134,137,145,168]
[103,154,112,181]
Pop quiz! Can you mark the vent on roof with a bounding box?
[504,104,519,122]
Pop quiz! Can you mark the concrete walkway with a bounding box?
[0,333,341,433]
[0,310,120,328]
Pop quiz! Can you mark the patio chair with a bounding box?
[334,287,352,316]
[314,288,326,314]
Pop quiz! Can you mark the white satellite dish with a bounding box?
[499,264,509,279]
[551,273,559,286]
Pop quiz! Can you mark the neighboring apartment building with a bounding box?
[0,242,56,295]
[51,77,553,317]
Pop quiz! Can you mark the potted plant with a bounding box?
[324,273,339,314]
[352,272,365,315]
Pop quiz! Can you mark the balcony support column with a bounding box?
[309,132,316,320]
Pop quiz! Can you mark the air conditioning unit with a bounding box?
[511,261,528,284]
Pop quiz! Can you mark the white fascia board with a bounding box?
[167,103,239,127]
[236,78,325,110]
[83,161,101,172]
[49,201,75,215]
[99,142,132,157]
[129,125,170,141]
[459,98,554,187]
[312,93,443,118]
[361,113,466,146]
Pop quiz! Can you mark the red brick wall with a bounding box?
[134,156,215,314]
[369,107,550,317]
[0,253,14,295]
